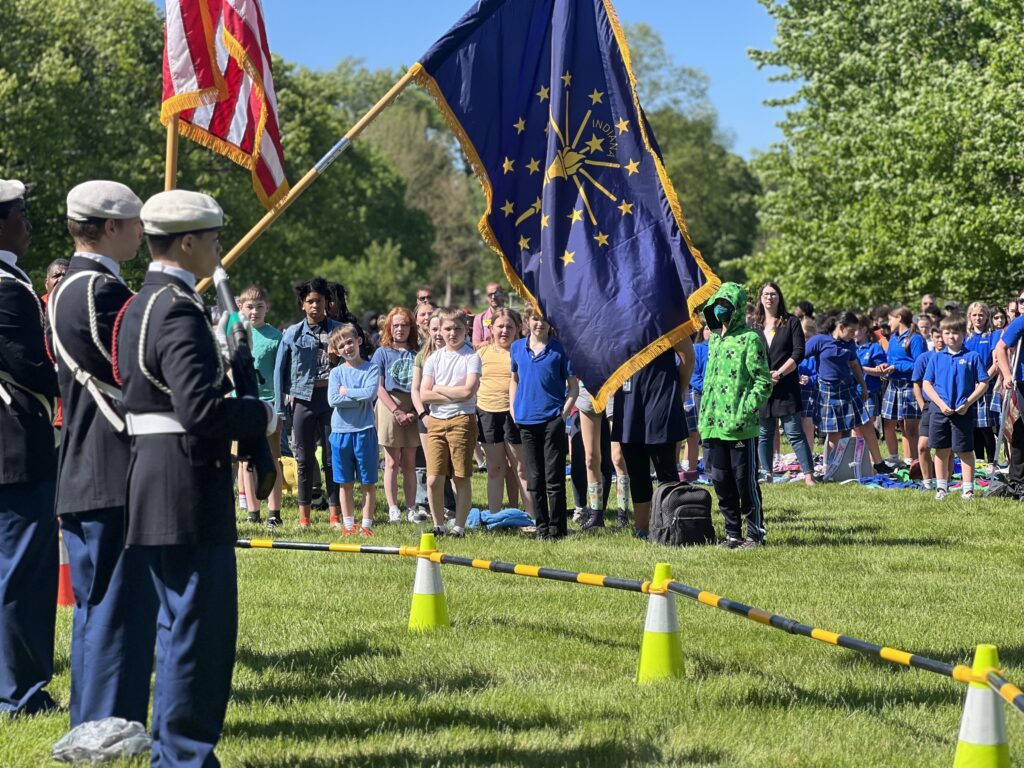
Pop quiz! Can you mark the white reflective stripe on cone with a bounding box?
[643,593,678,634]
[412,559,443,595]
[958,686,1008,746]
[58,532,70,566]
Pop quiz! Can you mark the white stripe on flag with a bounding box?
[225,75,252,147]
[259,128,286,185]
[166,0,199,96]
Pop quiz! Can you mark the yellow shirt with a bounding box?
[477,344,512,412]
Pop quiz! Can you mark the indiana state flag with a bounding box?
[414,0,719,408]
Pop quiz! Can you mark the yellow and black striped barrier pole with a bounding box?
[235,537,1024,715]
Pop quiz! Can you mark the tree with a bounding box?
[748,0,1024,308]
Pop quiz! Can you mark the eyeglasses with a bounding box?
[487,291,503,298]
[416,295,433,303]
[761,292,778,298]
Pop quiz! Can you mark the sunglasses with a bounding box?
[1016,297,1024,304]
[487,291,503,298]
[416,295,433,303]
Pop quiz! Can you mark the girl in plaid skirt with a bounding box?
[804,312,889,473]
[880,307,927,466]
[965,302,1002,470]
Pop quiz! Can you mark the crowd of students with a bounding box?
[234,272,1024,545]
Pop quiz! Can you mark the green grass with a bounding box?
[4,478,1024,766]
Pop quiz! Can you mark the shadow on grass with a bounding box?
[228,704,565,742]
[237,641,400,674]
[774,522,882,535]
[780,535,945,548]
[474,615,636,651]
[233,737,715,767]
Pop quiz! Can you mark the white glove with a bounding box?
[262,401,279,436]
[215,312,231,363]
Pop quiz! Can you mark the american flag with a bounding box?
[161,0,289,208]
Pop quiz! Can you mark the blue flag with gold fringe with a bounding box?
[414,0,719,408]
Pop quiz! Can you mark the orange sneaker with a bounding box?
[298,516,311,529]
[359,527,374,537]
[341,526,358,535]
[329,514,341,530]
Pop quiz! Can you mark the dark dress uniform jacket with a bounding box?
[0,262,58,484]
[50,256,132,513]
[116,270,268,546]
[757,315,805,419]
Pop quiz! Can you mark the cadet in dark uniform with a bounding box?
[48,180,157,727]
[115,190,274,767]
[0,178,60,716]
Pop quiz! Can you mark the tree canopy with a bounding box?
[749,0,1024,307]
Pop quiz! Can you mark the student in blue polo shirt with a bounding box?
[995,297,1024,485]
[912,327,944,490]
[923,316,989,501]
[510,307,578,540]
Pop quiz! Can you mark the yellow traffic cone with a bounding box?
[408,532,450,632]
[953,644,1010,768]
[636,562,683,683]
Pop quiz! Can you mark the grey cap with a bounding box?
[66,180,143,221]
[141,190,223,236]
[0,179,26,204]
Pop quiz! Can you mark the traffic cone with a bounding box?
[636,562,684,683]
[953,644,1010,768]
[408,532,449,632]
[57,530,74,608]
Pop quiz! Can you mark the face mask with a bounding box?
[703,300,734,331]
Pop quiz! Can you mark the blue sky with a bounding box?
[158,1,789,157]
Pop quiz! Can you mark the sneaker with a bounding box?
[935,489,948,501]
[430,525,446,537]
[616,508,629,529]
[298,517,311,530]
[633,528,649,540]
[329,515,341,530]
[246,511,261,524]
[718,536,742,550]
[757,470,771,484]
[873,462,894,475]
[580,509,605,531]
[962,490,975,501]
[448,528,465,539]
[266,515,282,530]
[738,538,764,550]
[412,509,430,525]
[521,525,538,535]
[341,526,358,535]
[359,526,374,537]
[388,507,402,524]
[571,507,587,525]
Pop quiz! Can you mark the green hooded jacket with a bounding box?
[697,282,773,441]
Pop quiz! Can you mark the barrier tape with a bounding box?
[235,537,1024,715]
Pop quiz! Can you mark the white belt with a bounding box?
[125,412,186,436]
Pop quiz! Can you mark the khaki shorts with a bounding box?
[376,391,420,449]
[426,413,478,478]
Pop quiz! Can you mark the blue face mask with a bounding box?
[713,304,734,326]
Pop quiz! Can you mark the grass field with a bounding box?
[3,477,1024,767]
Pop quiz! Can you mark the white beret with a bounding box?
[66,180,143,221]
[141,190,223,236]
[0,179,26,204]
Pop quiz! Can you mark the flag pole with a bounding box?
[164,115,180,191]
[195,66,418,294]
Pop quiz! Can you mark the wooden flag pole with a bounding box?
[164,115,180,191]
[195,67,417,294]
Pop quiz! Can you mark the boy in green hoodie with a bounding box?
[698,282,773,549]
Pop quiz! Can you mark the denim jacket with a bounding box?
[274,318,341,414]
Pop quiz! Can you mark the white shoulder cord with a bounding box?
[0,273,53,425]
[47,271,126,432]
[136,285,225,397]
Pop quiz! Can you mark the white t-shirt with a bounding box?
[422,345,482,419]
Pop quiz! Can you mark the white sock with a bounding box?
[936,479,948,491]
[343,516,355,529]
[921,478,933,489]
[361,517,373,529]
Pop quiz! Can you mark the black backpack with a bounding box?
[650,481,715,546]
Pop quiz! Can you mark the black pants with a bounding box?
[704,437,764,542]
[1010,417,1024,487]
[618,441,677,505]
[292,388,339,506]
[569,412,612,509]
[974,428,996,463]
[520,416,568,536]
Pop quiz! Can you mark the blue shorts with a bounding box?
[329,430,379,485]
[928,411,974,453]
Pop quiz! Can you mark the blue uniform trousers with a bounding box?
[148,545,237,768]
[60,508,157,727]
[0,480,58,715]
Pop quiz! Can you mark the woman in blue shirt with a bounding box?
[880,306,927,466]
